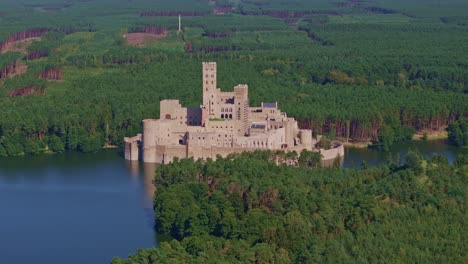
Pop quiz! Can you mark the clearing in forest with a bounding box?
[0,37,41,54]
[123,32,168,47]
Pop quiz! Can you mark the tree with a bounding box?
[405,150,423,174]
[298,149,321,168]
[48,135,65,153]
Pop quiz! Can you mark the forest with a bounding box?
[447,118,468,147]
[0,0,467,156]
[0,1,466,263]
[111,150,467,263]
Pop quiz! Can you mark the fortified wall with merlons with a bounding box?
[125,62,344,164]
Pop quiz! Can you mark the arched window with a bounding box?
[229,114,232,119]
[221,108,224,112]
[221,114,224,119]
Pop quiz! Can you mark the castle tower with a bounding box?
[202,62,218,118]
[234,84,249,135]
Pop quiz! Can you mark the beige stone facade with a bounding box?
[125,62,342,164]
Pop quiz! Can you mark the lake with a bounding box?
[0,139,465,263]
[0,150,158,264]
[343,139,466,168]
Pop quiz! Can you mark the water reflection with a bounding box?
[143,163,157,201]
[127,160,140,178]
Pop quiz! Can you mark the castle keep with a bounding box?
[125,62,338,164]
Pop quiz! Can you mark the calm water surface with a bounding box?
[343,139,466,168]
[0,140,465,263]
[0,150,158,264]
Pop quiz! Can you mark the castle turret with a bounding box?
[142,119,159,163]
[300,129,313,150]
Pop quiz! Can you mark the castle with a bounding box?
[125,62,343,164]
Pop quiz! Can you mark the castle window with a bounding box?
[211,81,214,84]
[229,114,232,119]
[221,114,224,118]
[206,81,208,84]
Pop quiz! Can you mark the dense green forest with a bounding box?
[0,0,467,156]
[111,150,466,263]
[447,118,468,147]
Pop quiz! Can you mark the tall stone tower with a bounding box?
[234,84,249,135]
[202,62,218,118]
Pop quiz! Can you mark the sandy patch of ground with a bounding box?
[9,65,28,78]
[341,140,371,148]
[1,37,41,54]
[123,32,168,47]
[413,128,448,141]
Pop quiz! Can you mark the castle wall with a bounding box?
[160,100,189,131]
[319,141,345,161]
[156,145,187,164]
[124,134,141,161]
[205,119,236,133]
[267,128,285,149]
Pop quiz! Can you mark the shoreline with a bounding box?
[338,130,449,149]
[412,130,448,141]
[341,141,370,149]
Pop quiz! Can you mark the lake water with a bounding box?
[0,150,158,264]
[0,140,465,263]
[343,139,466,168]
